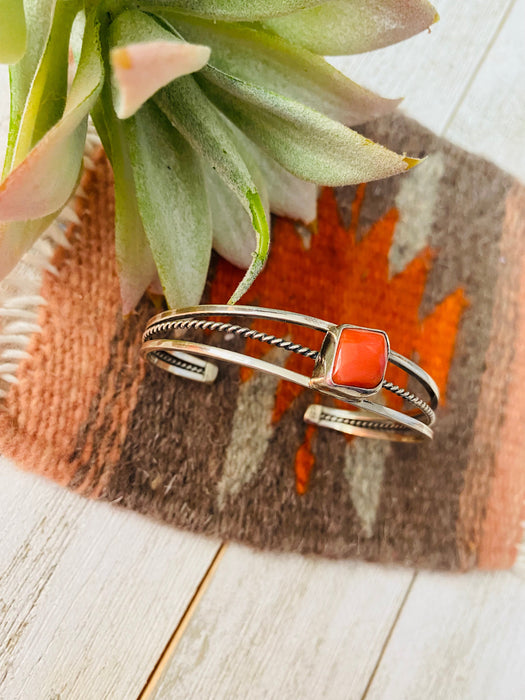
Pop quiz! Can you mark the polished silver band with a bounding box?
[142,305,439,442]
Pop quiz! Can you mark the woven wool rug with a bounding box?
[1,113,524,571]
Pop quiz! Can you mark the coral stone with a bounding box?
[331,328,388,389]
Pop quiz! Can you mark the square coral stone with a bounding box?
[331,328,388,389]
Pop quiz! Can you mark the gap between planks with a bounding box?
[442,0,519,136]
[137,543,228,700]
[360,572,418,700]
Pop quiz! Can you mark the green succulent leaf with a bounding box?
[3,0,77,176]
[12,0,79,164]
[8,0,55,107]
[244,140,317,223]
[108,9,210,119]
[200,67,418,186]
[109,139,157,314]
[155,76,270,303]
[0,0,437,310]
[162,13,399,126]
[91,84,157,315]
[0,0,27,64]
[211,118,317,224]
[205,166,260,271]
[123,101,212,308]
[0,8,103,221]
[263,0,438,55]
[144,0,332,22]
[15,0,78,156]
[0,215,57,280]
[204,124,269,271]
[0,0,71,278]
[69,8,85,64]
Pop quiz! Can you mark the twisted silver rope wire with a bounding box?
[382,382,435,423]
[144,318,320,359]
[145,318,433,423]
[317,411,409,433]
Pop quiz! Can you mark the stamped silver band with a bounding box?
[142,305,439,442]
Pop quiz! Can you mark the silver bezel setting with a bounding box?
[310,324,390,400]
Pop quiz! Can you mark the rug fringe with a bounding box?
[0,125,99,406]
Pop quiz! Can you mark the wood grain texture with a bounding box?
[148,545,413,700]
[365,570,525,700]
[445,0,525,179]
[0,459,219,699]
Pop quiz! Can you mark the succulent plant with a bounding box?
[0,0,437,311]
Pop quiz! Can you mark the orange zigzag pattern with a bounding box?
[211,185,468,493]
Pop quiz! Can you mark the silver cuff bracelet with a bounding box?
[142,305,439,442]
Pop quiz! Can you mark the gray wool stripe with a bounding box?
[389,151,445,277]
[344,439,391,539]
[216,347,287,509]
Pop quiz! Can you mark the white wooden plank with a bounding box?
[445,0,525,180]
[365,570,525,700]
[148,544,413,700]
[0,458,220,699]
[329,0,515,135]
